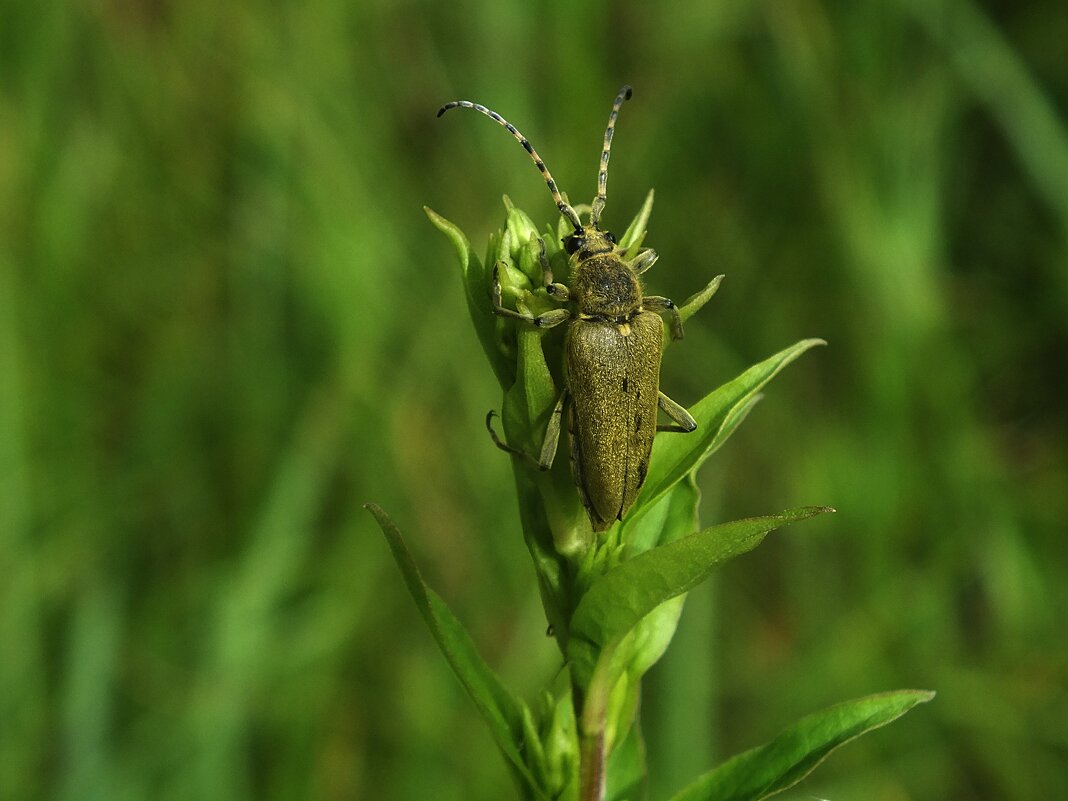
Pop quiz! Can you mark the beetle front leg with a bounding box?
[493,264,570,328]
[656,391,698,433]
[532,236,570,300]
[485,391,568,470]
[629,248,658,275]
[644,295,684,341]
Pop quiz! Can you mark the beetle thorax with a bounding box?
[572,254,643,320]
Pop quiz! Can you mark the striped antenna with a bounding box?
[590,85,633,227]
[438,100,583,230]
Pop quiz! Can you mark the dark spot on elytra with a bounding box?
[622,377,628,392]
[634,414,642,432]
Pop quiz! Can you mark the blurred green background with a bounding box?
[2,1,1066,799]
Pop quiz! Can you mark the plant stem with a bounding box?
[578,730,606,801]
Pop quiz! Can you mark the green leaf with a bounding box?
[577,480,700,759]
[633,339,826,521]
[623,464,701,556]
[678,274,725,328]
[425,207,513,388]
[502,313,558,449]
[502,311,591,561]
[510,468,579,652]
[540,676,581,801]
[503,199,544,284]
[667,690,936,801]
[569,508,834,693]
[621,476,700,679]
[619,189,655,257]
[364,503,546,798]
[606,718,648,801]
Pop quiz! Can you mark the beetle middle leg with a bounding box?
[643,295,684,341]
[486,390,568,470]
[656,391,698,433]
[629,248,659,275]
[493,264,571,328]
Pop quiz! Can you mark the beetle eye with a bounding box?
[563,234,584,255]
[604,231,617,244]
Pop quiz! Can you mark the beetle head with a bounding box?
[562,226,617,259]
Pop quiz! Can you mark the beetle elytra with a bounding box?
[438,86,697,532]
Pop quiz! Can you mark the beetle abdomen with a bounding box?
[566,312,663,530]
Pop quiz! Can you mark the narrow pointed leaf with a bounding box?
[622,464,701,556]
[679,274,725,327]
[542,673,581,800]
[622,476,701,680]
[426,207,513,388]
[569,507,833,690]
[620,189,655,257]
[634,339,825,520]
[667,690,936,801]
[365,503,544,797]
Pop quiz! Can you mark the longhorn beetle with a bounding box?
[438,86,697,532]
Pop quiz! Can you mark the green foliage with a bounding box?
[630,339,826,525]
[569,508,835,692]
[3,1,1066,799]
[366,195,926,799]
[363,503,542,797]
[667,691,935,801]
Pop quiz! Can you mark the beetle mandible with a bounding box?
[438,85,697,532]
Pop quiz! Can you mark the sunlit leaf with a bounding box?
[667,691,935,801]
[570,507,834,693]
[678,274,725,327]
[633,339,826,521]
[426,207,513,388]
[619,189,656,257]
[620,476,700,681]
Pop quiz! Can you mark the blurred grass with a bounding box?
[1,1,1066,799]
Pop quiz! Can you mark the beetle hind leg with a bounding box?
[656,391,697,433]
[486,411,543,469]
[485,391,568,470]
[643,295,684,341]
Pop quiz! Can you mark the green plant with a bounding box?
[366,194,932,801]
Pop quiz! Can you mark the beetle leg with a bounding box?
[656,391,698,433]
[644,295,684,341]
[545,282,570,301]
[629,248,659,275]
[493,264,571,328]
[485,392,567,470]
[486,411,542,468]
[534,236,571,300]
[537,391,568,469]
